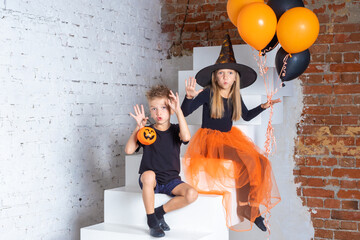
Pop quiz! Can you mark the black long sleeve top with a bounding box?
[181,88,265,132]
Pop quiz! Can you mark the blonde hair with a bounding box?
[210,70,242,121]
[146,85,171,101]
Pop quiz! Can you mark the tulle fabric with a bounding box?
[183,126,281,231]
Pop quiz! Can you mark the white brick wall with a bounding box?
[0,1,166,239]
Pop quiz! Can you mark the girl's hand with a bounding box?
[168,90,180,113]
[185,77,203,99]
[261,98,281,109]
[129,104,148,128]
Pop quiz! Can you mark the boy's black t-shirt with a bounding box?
[137,124,187,185]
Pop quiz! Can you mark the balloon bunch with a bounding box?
[227,0,319,82]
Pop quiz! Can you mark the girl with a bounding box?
[181,34,281,232]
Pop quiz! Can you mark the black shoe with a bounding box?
[149,226,165,238]
[158,217,170,231]
[254,216,267,232]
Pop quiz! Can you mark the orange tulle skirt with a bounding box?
[183,126,281,231]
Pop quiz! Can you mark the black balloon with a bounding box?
[261,34,279,55]
[275,47,310,81]
[268,0,305,20]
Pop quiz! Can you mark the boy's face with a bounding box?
[148,97,171,125]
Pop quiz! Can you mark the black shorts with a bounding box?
[139,175,184,197]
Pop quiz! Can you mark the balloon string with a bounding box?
[263,45,276,55]
[264,102,276,156]
[252,49,281,157]
[280,54,289,81]
[264,54,291,156]
[251,49,290,240]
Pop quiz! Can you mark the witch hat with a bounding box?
[195,34,257,89]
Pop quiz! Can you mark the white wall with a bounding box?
[270,81,314,239]
[0,1,165,239]
[229,80,314,239]
[160,55,193,92]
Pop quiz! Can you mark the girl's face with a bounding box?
[216,69,237,91]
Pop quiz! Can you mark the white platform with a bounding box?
[193,44,278,69]
[104,187,227,233]
[81,223,218,240]
[81,153,229,240]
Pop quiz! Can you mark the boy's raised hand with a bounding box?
[129,104,148,128]
[185,77,203,99]
[168,90,180,113]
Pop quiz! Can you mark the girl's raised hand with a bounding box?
[185,77,203,99]
[261,98,282,109]
[168,90,180,113]
[129,104,148,128]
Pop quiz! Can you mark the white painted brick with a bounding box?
[0,0,165,239]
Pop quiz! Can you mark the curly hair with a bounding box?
[146,85,171,100]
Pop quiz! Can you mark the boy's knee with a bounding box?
[185,188,198,203]
[141,171,156,186]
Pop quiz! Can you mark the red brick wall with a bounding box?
[162,0,244,56]
[161,0,360,239]
[295,1,360,239]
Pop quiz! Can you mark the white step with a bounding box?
[125,154,145,188]
[104,186,228,235]
[193,44,278,69]
[81,223,221,240]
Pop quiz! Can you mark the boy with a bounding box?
[125,85,198,238]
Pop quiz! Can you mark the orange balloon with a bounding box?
[237,2,277,51]
[227,0,264,27]
[277,7,319,54]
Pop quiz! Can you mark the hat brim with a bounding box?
[195,63,257,89]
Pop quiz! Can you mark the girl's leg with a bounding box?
[225,146,267,231]
[223,145,259,221]
[235,182,252,221]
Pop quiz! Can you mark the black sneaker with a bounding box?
[149,225,165,238]
[158,217,170,231]
[254,216,267,232]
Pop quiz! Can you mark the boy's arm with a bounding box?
[125,104,148,154]
[175,108,191,142]
[168,90,191,142]
[124,125,140,154]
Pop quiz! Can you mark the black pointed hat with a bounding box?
[195,34,257,89]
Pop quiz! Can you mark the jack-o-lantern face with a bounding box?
[137,127,157,145]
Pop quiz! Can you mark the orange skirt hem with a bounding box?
[183,127,281,231]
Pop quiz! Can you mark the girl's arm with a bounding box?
[168,91,191,142]
[241,97,281,121]
[125,104,148,154]
[181,77,208,117]
[261,98,281,109]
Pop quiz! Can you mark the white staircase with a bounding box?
[81,155,229,240]
[81,44,292,240]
